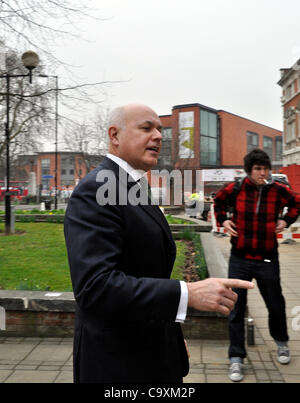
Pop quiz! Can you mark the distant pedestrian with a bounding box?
[214,148,300,382]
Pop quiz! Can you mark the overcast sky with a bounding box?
[53,0,300,131]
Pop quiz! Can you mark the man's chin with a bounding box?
[142,158,158,171]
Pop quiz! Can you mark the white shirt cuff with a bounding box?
[175,281,188,323]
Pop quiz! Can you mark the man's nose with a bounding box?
[153,128,162,141]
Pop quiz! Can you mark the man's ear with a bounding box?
[108,126,119,146]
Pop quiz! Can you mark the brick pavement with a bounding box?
[211,235,300,383]
[0,337,261,383]
[0,337,73,383]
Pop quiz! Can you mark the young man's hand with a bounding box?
[223,220,238,237]
[275,219,287,233]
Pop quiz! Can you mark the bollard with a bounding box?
[247,317,255,345]
[45,200,52,210]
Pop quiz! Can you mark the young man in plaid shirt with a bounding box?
[214,148,300,382]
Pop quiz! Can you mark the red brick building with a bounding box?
[11,103,283,203]
[13,152,103,197]
[160,103,282,170]
[218,110,282,167]
[156,103,282,196]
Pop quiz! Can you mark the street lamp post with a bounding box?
[39,74,58,210]
[1,51,39,235]
[54,76,58,210]
[4,73,11,235]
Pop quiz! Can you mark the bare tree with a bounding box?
[63,106,110,177]
[0,48,53,163]
[0,0,115,117]
[0,42,119,173]
[93,106,110,155]
[0,1,120,184]
[0,0,99,67]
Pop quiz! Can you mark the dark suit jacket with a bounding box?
[64,157,189,383]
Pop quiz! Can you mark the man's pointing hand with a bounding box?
[187,278,254,316]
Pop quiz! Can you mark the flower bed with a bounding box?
[0,209,65,215]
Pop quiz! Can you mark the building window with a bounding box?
[157,127,172,170]
[41,159,50,176]
[275,137,282,161]
[263,136,273,160]
[285,120,296,143]
[247,131,258,152]
[60,155,75,185]
[41,159,51,192]
[200,110,218,165]
[162,127,172,139]
[286,83,294,99]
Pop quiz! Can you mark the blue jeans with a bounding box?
[228,253,288,359]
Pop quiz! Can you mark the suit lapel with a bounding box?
[99,157,175,247]
[139,204,175,247]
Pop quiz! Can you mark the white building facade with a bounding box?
[278,58,300,192]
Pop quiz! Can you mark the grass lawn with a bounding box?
[0,222,188,291]
[0,223,72,291]
[165,215,195,225]
[170,240,187,281]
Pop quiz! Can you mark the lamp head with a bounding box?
[21,51,39,71]
[21,51,39,83]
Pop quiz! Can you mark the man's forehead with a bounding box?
[138,116,161,125]
[125,106,160,125]
[252,164,269,169]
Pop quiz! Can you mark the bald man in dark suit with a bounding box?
[64,104,254,383]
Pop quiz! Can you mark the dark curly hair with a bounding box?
[244,148,271,174]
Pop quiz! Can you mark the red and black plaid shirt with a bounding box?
[214,177,300,260]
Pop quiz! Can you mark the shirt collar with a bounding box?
[106,153,146,182]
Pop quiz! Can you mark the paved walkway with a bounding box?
[0,337,73,383]
[0,336,271,383]
[0,237,299,383]
[205,235,300,383]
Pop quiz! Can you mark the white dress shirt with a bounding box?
[106,153,188,323]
